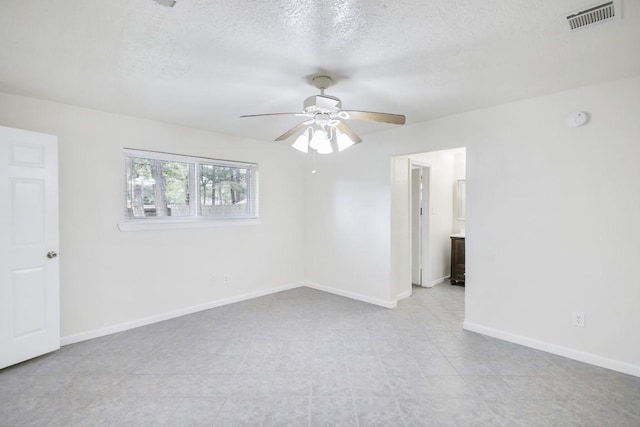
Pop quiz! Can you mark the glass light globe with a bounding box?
[337,132,355,152]
[291,133,309,153]
[309,129,332,154]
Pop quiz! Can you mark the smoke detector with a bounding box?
[153,0,176,7]
[563,1,621,32]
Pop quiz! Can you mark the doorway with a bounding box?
[391,147,466,300]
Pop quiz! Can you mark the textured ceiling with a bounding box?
[1,0,639,142]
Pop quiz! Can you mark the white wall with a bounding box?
[307,76,640,375]
[0,92,307,340]
[462,76,640,375]
[305,143,395,306]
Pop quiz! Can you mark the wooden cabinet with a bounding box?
[450,236,465,285]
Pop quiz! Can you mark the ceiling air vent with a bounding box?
[565,1,621,31]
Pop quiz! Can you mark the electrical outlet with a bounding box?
[572,312,585,328]
[223,274,229,284]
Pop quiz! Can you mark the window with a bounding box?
[123,149,258,226]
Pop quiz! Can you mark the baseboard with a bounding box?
[61,281,397,346]
[463,321,640,378]
[60,282,304,346]
[396,290,412,301]
[304,282,397,309]
[428,275,450,287]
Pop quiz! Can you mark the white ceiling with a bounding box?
[1,0,639,142]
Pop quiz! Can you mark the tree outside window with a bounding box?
[125,150,257,220]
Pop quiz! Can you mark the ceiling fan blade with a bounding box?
[341,110,406,125]
[240,112,310,118]
[336,121,363,144]
[274,120,313,142]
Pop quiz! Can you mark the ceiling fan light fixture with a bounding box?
[292,131,309,153]
[336,131,355,152]
[309,129,333,154]
[240,74,406,154]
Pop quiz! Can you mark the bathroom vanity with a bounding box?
[450,233,465,285]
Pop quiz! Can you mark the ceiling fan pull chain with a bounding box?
[311,149,317,174]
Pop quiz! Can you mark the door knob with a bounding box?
[47,251,58,259]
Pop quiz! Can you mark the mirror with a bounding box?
[456,179,466,220]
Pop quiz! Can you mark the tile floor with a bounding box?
[1,285,639,426]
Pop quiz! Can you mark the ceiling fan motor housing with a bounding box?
[303,95,342,114]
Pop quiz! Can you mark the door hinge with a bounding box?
[420,208,423,215]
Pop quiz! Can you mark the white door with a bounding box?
[420,167,431,287]
[0,125,59,369]
[410,163,431,288]
[410,168,422,285]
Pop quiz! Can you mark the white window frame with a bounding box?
[118,148,259,231]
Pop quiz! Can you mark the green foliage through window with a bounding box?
[125,150,258,220]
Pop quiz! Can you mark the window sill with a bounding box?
[118,218,261,232]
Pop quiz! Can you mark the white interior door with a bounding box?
[420,167,431,287]
[411,168,422,285]
[0,125,59,369]
[410,162,431,288]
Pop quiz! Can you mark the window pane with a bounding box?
[124,149,258,221]
[126,157,191,217]
[199,164,250,217]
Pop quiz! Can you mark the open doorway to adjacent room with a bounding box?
[391,147,466,301]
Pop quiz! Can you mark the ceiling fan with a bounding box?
[240,76,406,154]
